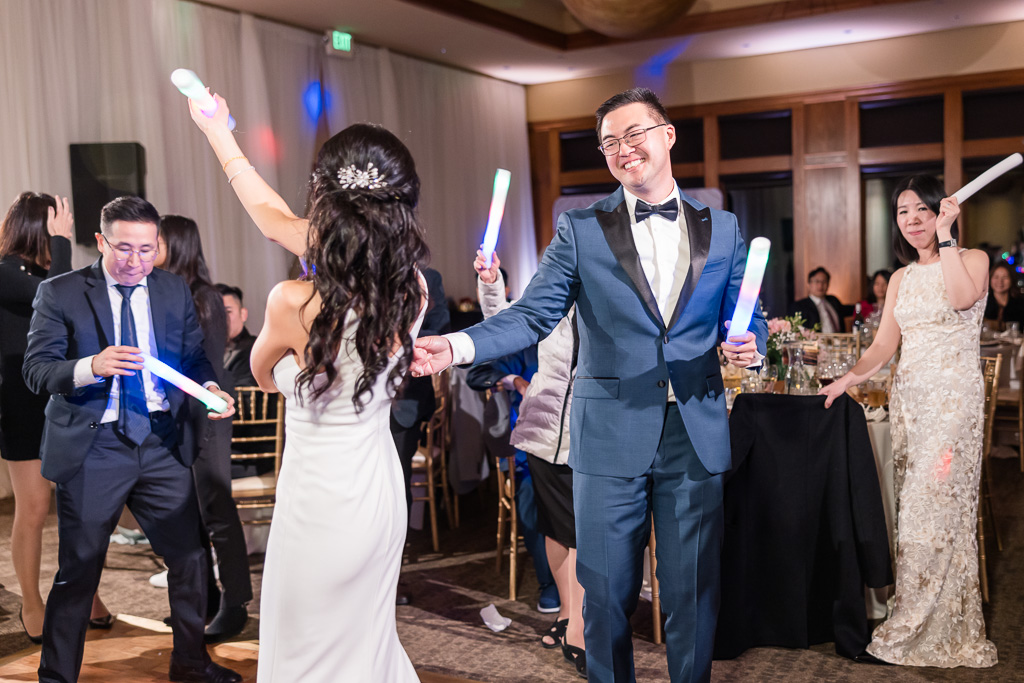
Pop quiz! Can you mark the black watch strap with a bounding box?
[938,238,957,249]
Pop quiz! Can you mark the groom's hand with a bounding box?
[721,322,758,367]
[410,336,453,377]
[91,345,144,377]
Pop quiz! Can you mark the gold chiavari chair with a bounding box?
[411,369,454,553]
[994,344,1024,473]
[230,387,285,524]
[817,333,859,361]
[979,354,1003,603]
[494,446,521,600]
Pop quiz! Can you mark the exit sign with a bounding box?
[324,30,354,57]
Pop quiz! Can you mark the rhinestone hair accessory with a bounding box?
[337,162,389,190]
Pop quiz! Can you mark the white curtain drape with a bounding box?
[0,0,537,329]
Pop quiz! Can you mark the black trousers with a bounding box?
[390,413,423,514]
[39,413,209,683]
[192,414,252,607]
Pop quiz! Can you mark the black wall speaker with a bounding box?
[69,143,146,245]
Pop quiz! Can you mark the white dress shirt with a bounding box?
[73,267,170,421]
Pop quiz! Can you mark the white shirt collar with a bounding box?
[101,262,149,289]
[623,184,681,225]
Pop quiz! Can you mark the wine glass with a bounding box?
[760,365,778,394]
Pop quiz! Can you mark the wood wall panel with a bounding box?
[804,100,847,155]
[803,167,859,303]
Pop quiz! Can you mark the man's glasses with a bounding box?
[100,234,159,262]
[598,124,668,156]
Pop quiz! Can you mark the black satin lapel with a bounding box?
[85,263,115,346]
[668,203,712,331]
[596,201,665,329]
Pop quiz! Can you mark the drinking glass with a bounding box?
[760,365,779,393]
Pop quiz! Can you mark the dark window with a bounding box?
[560,182,618,196]
[670,118,703,164]
[859,96,943,148]
[963,86,1024,141]
[559,129,604,173]
[718,110,791,160]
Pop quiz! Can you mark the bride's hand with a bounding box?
[819,375,850,409]
[187,91,232,135]
[410,336,453,377]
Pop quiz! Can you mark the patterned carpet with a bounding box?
[0,455,1021,682]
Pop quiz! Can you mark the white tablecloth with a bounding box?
[865,418,894,619]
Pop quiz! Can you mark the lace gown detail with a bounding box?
[866,258,997,668]
[257,307,423,682]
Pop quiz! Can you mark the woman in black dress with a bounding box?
[0,193,110,642]
[983,261,1024,332]
[155,215,252,640]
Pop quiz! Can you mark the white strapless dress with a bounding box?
[256,307,423,682]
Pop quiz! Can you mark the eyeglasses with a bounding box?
[100,233,159,262]
[597,124,668,156]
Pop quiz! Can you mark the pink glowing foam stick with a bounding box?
[481,169,511,268]
[171,69,236,131]
[726,237,771,341]
[952,153,1022,204]
[141,353,228,413]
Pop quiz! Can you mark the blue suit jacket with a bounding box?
[23,261,216,483]
[465,188,767,478]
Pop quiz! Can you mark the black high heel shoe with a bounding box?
[19,608,43,645]
[88,613,115,629]
[561,637,588,679]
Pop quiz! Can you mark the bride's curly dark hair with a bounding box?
[298,123,429,410]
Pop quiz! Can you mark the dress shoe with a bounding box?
[396,592,411,606]
[18,608,43,645]
[168,659,242,683]
[854,652,892,665]
[204,605,248,644]
[88,613,115,629]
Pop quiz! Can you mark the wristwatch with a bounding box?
[938,238,957,249]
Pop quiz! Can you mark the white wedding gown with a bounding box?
[257,306,423,682]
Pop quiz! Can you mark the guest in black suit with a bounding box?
[984,261,1024,331]
[23,197,240,683]
[789,267,853,332]
[0,193,112,642]
[158,216,252,644]
[216,284,257,389]
[390,266,450,512]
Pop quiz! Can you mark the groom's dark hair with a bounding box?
[595,88,671,136]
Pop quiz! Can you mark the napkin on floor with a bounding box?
[480,603,512,633]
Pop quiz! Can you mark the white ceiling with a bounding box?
[199,0,1024,85]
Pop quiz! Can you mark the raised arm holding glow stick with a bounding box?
[171,69,236,131]
[726,237,771,341]
[952,153,1022,204]
[141,353,229,414]
[481,169,511,268]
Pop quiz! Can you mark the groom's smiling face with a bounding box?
[600,102,675,202]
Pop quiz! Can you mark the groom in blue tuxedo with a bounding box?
[412,88,766,682]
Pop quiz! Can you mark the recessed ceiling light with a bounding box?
[440,47,447,54]
[843,28,853,35]
[741,42,751,48]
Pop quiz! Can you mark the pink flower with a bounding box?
[767,318,791,335]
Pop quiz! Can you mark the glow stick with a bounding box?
[726,237,771,341]
[140,353,229,414]
[481,169,512,268]
[171,68,236,131]
[952,153,1022,204]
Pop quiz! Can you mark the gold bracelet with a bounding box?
[227,165,255,185]
[222,155,248,172]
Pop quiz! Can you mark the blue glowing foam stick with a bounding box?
[726,237,771,341]
[141,353,228,413]
[481,169,511,268]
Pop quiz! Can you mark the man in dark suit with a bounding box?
[216,283,257,389]
[789,267,852,333]
[412,88,766,683]
[24,197,240,683]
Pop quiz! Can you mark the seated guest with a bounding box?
[984,261,1024,332]
[861,269,891,318]
[216,284,257,388]
[790,267,853,332]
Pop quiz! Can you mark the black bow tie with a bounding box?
[634,198,679,223]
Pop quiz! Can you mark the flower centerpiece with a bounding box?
[766,313,817,376]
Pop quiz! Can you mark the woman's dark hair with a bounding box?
[866,269,892,304]
[0,192,57,265]
[158,215,217,332]
[301,123,429,410]
[990,261,1019,299]
[891,174,957,265]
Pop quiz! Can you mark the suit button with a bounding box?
[658,380,666,388]
[663,335,669,344]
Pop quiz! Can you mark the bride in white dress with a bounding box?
[190,97,428,682]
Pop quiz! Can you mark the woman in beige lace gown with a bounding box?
[821,174,997,668]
